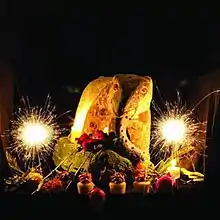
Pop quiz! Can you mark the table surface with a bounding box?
[2,182,208,216]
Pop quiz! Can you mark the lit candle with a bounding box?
[167,159,180,180]
[70,126,82,143]
[103,127,109,134]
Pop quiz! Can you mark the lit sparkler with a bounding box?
[10,96,61,169]
[151,100,205,161]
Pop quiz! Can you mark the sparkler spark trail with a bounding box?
[151,98,206,162]
[10,95,61,169]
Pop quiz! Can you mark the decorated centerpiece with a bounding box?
[53,74,154,183]
[109,172,126,194]
[3,74,207,196]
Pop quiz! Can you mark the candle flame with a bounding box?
[171,159,176,167]
[103,127,109,133]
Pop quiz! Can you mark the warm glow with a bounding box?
[103,127,109,134]
[167,158,180,180]
[70,108,88,142]
[11,96,60,168]
[20,122,52,148]
[171,159,177,168]
[151,101,203,159]
[71,109,88,132]
[161,119,186,143]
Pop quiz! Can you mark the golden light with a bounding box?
[103,127,109,134]
[19,122,53,149]
[171,158,177,168]
[70,108,88,142]
[167,158,180,180]
[10,96,60,168]
[151,100,203,160]
[161,118,187,143]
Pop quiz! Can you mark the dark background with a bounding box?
[1,5,220,116]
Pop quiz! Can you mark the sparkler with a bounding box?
[10,95,61,169]
[151,99,205,162]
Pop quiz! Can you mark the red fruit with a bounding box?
[89,188,106,201]
[155,173,175,192]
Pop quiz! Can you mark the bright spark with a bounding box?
[10,95,60,169]
[161,118,187,144]
[19,122,53,148]
[170,158,176,167]
[151,100,205,162]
